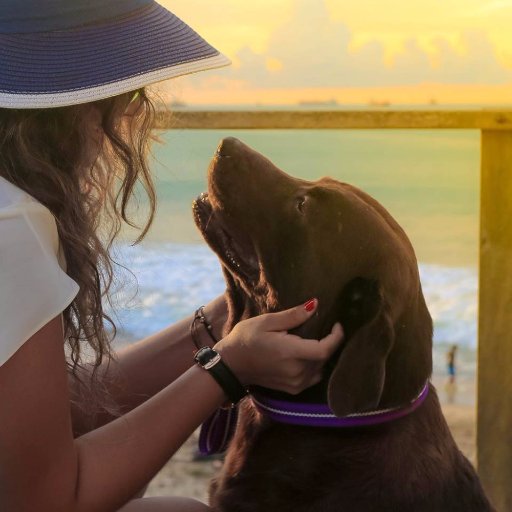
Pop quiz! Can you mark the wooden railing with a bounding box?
[158,109,512,511]
[155,109,512,130]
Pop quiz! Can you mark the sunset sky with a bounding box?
[157,0,512,105]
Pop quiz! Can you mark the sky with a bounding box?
[157,0,512,105]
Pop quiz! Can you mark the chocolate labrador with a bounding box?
[193,137,494,512]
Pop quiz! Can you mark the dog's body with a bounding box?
[193,137,494,511]
[209,392,488,512]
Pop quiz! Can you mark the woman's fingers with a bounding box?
[283,364,325,394]
[292,322,344,361]
[215,303,344,393]
[260,298,318,331]
[269,323,343,393]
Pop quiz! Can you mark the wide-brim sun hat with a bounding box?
[0,0,231,109]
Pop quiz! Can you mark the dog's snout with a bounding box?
[216,137,241,157]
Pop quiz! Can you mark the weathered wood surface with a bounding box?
[478,130,512,511]
[155,109,512,130]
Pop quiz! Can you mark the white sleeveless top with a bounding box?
[0,176,80,367]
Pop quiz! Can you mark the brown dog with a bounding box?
[193,137,494,512]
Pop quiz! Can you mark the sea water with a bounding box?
[109,125,480,404]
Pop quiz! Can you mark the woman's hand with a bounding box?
[214,299,343,395]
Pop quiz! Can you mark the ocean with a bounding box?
[109,123,480,404]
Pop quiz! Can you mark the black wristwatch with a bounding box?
[194,346,249,406]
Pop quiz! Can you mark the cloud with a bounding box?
[181,0,512,90]
[470,0,512,15]
[426,32,511,83]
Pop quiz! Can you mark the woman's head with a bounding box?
[0,0,230,432]
[0,88,157,430]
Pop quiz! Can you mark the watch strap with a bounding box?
[194,347,248,405]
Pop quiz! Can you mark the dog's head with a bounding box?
[193,137,432,416]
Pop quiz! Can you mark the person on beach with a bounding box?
[0,2,344,511]
[447,344,458,385]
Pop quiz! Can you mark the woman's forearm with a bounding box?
[73,364,225,512]
[70,295,227,435]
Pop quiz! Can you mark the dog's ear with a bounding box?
[327,279,394,417]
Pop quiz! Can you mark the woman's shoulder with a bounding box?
[0,176,79,367]
[0,176,65,268]
[0,175,40,209]
[0,175,53,224]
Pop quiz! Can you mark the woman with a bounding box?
[0,1,343,511]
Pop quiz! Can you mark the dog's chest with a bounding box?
[210,406,489,512]
[212,412,392,511]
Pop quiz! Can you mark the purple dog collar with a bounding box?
[252,383,430,428]
[198,383,429,455]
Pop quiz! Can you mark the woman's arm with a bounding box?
[0,314,225,512]
[69,295,227,436]
[0,300,341,512]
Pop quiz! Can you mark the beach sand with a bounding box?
[144,392,477,502]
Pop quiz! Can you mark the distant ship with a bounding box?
[298,99,339,107]
[169,100,187,108]
[368,99,391,107]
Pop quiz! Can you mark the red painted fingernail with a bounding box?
[304,298,317,312]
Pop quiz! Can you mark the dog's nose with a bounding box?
[216,137,240,157]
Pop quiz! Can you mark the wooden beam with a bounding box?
[154,109,512,130]
[478,130,512,511]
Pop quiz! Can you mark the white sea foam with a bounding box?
[106,242,477,380]
[106,242,226,343]
[420,265,477,348]
[106,243,479,350]
[419,264,477,383]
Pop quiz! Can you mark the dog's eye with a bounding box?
[296,196,308,213]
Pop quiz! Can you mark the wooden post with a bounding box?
[478,130,512,511]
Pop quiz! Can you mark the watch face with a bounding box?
[195,346,217,366]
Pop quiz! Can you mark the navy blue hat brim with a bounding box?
[0,2,230,108]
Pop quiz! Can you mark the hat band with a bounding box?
[0,53,231,108]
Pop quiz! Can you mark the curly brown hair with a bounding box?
[0,87,159,431]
